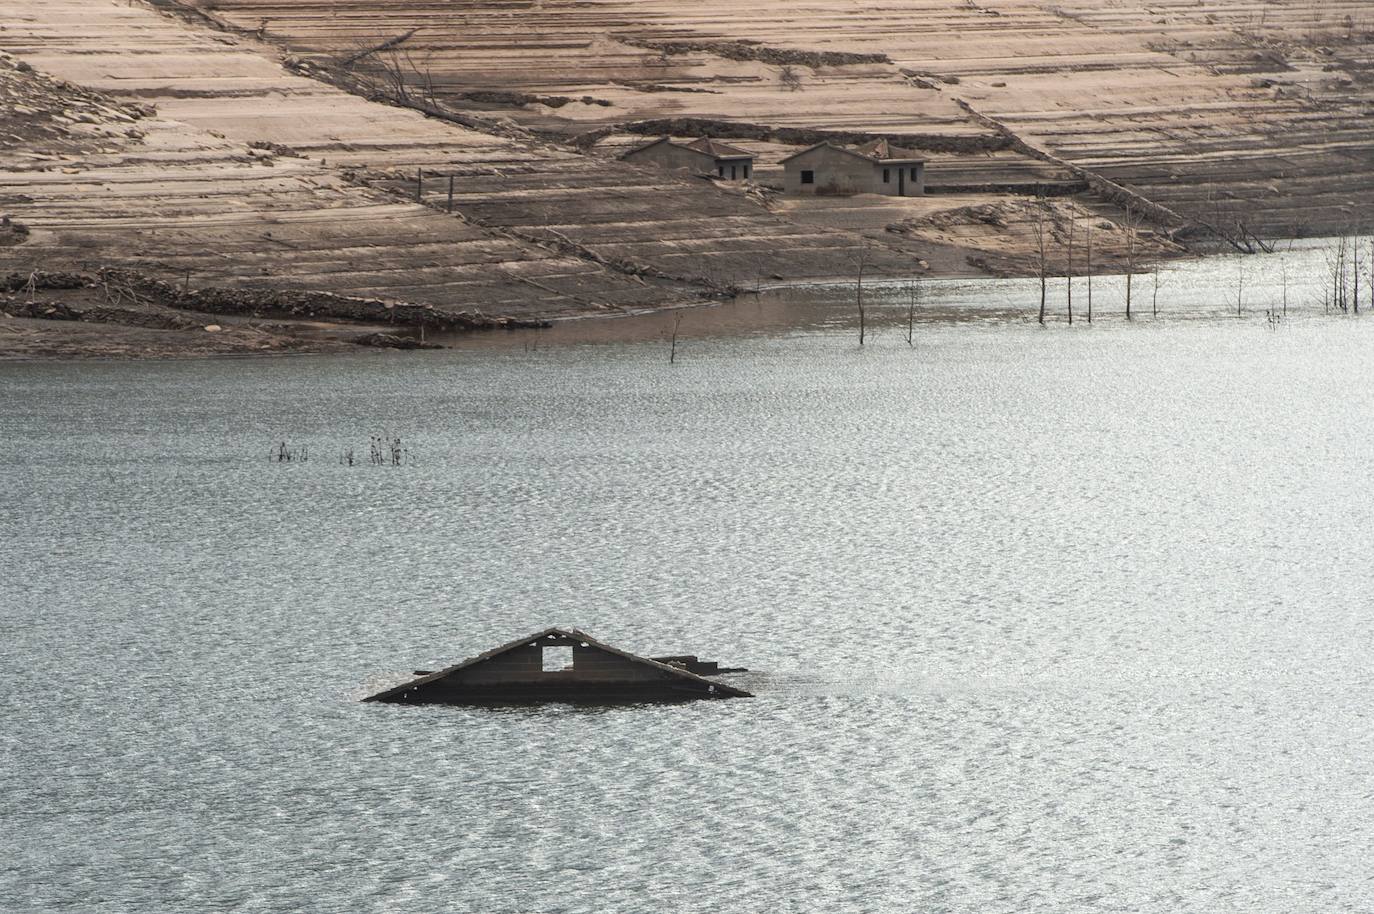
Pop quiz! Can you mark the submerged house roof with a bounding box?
[364,626,752,704]
[779,139,927,165]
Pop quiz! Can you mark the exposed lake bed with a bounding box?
[4,274,1373,911]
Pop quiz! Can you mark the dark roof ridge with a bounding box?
[362,626,751,701]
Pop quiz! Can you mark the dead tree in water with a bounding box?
[1065,206,1075,325]
[1354,232,1362,315]
[270,442,307,463]
[669,311,683,363]
[1124,206,1136,320]
[905,279,920,347]
[1236,257,1244,317]
[1085,221,1094,324]
[1329,235,1350,313]
[1030,198,1049,325]
[852,241,872,346]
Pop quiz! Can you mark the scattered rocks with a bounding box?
[2,270,86,292]
[353,332,441,349]
[0,216,30,246]
[622,118,1011,154]
[621,37,890,68]
[0,50,152,155]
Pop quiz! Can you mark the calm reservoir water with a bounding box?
[4,248,1374,913]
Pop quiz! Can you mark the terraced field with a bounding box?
[2,0,934,328]
[193,0,1374,238]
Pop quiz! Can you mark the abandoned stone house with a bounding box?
[781,139,926,196]
[620,136,755,180]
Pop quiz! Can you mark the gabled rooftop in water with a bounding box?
[363,627,751,704]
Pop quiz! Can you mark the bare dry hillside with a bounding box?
[2,0,944,327]
[195,0,1374,239]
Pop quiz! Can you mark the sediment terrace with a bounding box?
[195,0,1374,238]
[1,0,940,333]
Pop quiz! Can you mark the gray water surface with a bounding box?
[3,305,1374,912]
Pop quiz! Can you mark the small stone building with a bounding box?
[781,139,926,197]
[621,136,755,180]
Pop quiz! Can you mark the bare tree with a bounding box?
[1152,266,1159,318]
[853,241,872,346]
[341,28,421,69]
[779,65,803,92]
[1354,230,1362,315]
[1029,198,1049,325]
[1124,205,1136,321]
[1065,205,1075,325]
[1085,221,1093,324]
[669,311,683,363]
[1236,257,1244,317]
[905,278,920,347]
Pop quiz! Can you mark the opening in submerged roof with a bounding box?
[542,645,573,672]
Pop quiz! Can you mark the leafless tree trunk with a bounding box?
[1236,257,1244,317]
[341,28,420,69]
[1065,206,1074,325]
[1086,222,1094,324]
[905,279,919,347]
[1354,231,1362,315]
[1332,235,1349,313]
[1030,199,1048,325]
[853,242,871,346]
[669,312,683,363]
[1124,206,1135,321]
[1152,267,1159,318]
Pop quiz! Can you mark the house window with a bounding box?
[730,165,737,179]
[911,167,919,180]
[718,165,725,177]
[800,170,815,185]
[883,168,890,183]
[542,646,573,672]
[744,165,751,178]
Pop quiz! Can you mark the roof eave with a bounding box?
[363,626,752,701]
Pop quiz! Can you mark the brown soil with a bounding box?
[185,0,1374,238]
[10,0,1342,359]
[0,270,485,359]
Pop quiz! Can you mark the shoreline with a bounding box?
[1,239,1332,361]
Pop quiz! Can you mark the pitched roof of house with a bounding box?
[684,136,753,159]
[362,626,752,701]
[852,138,925,162]
[778,139,928,165]
[620,135,754,161]
[620,136,678,159]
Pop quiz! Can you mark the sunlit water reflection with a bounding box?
[3,244,1373,913]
